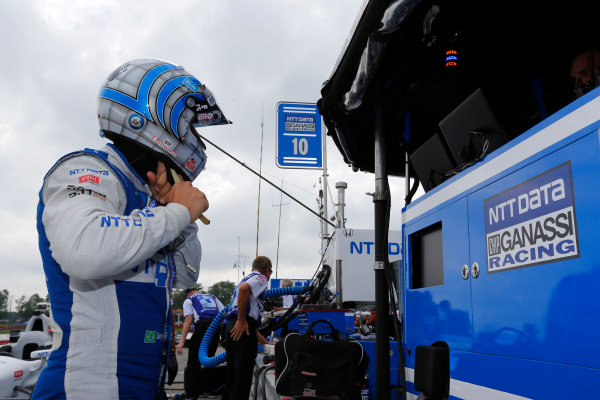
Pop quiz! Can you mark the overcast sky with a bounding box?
[0,0,411,308]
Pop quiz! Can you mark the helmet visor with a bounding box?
[189,85,232,129]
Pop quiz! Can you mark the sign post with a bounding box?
[276,102,328,258]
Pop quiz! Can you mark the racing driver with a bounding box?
[33,58,230,399]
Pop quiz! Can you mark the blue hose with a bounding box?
[264,286,306,298]
[199,285,306,368]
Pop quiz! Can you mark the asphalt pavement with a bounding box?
[164,345,225,399]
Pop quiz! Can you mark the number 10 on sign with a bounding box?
[292,137,309,155]
[276,102,323,169]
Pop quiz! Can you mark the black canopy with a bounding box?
[319,0,600,178]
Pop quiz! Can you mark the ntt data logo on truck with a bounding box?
[484,162,579,273]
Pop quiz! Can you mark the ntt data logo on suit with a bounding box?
[484,162,579,273]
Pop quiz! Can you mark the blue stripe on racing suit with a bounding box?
[33,148,170,400]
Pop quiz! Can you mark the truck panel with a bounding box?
[402,89,600,398]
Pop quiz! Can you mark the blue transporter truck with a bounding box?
[318,0,600,398]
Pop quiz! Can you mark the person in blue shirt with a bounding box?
[177,288,225,398]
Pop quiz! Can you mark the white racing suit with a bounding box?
[33,144,201,399]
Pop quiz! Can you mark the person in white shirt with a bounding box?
[222,256,273,400]
[273,278,297,337]
[280,279,297,309]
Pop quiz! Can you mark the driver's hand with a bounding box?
[147,161,172,204]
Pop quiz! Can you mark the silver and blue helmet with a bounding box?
[97,58,231,181]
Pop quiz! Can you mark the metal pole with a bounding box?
[237,235,241,283]
[335,259,343,309]
[335,181,347,228]
[405,152,410,207]
[276,181,283,279]
[241,255,249,277]
[321,117,329,258]
[335,182,347,309]
[374,98,391,400]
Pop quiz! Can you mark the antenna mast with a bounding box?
[273,178,290,278]
[255,104,265,258]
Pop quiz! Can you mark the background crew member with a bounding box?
[177,288,224,398]
[273,278,296,337]
[221,256,273,400]
[571,47,600,98]
[273,278,296,310]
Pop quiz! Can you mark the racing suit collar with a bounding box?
[106,143,148,187]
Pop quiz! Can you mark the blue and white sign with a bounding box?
[276,102,322,169]
[331,228,402,303]
[270,278,311,289]
[484,162,579,273]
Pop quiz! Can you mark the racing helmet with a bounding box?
[97,58,231,181]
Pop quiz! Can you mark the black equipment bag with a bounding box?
[274,319,369,399]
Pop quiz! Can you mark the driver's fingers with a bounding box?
[156,161,168,186]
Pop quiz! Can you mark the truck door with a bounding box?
[404,197,473,352]
[467,129,600,370]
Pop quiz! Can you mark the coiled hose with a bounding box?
[199,285,306,368]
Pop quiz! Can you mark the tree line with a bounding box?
[0,290,50,323]
[171,281,236,310]
[0,280,236,322]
